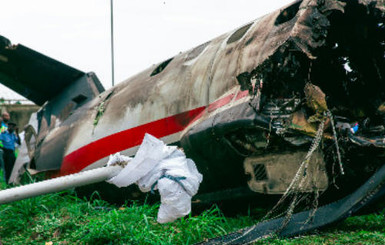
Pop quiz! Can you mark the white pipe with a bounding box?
[0,165,123,205]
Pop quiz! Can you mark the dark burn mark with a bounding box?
[58,103,74,122]
[245,37,254,46]
[310,0,385,119]
[173,109,200,128]
[236,72,253,93]
[33,126,72,171]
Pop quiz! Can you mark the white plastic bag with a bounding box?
[107,134,176,187]
[107,133,203,223]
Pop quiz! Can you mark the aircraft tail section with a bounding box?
[0,35,104,106]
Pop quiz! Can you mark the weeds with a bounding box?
[0,187,236,245]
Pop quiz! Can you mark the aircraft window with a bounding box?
[274,1,302,26]
[185,41,210,61]
[150,58,173,76]
[227,23,253,44]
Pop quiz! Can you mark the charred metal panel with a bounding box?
[33,125,72,171]
[62,6,302,159]
[32,72,104,171]
[180,100,270,192]
[244,151,328,194]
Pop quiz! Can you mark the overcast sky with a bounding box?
[1,0,294,99]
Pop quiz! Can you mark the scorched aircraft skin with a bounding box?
[1,0,385,243]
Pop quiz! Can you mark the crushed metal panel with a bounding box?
[244,151,328,194]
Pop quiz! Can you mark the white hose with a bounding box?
[0,165,123,205]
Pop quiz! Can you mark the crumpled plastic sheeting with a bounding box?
[107,133,203,223]
[106,153,132,167]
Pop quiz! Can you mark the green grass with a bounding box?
[0,177,385,244]
[0,190,250,245]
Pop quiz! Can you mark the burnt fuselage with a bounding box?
[4,0,385,203]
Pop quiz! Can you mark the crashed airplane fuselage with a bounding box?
[1,0,385,243]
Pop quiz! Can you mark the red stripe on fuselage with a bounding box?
[207,93,235,113]
[56,90,249,177]
[57,107,205,176]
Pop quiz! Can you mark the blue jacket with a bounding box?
[0,131,19,151]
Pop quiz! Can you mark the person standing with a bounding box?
[0,122,20,183]
[0,112,10,181]
[0,111,10,131]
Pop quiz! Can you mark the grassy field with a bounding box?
[0,178,385,244]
